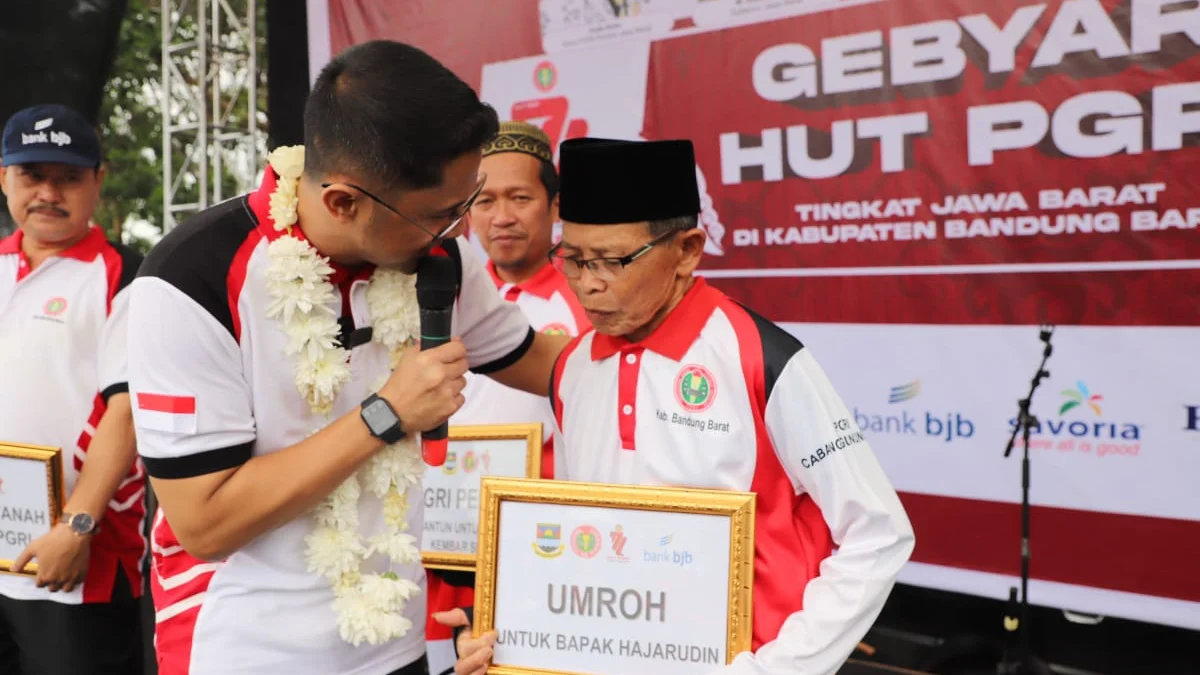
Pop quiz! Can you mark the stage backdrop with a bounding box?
[311,0,1200,631]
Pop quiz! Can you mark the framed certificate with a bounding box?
[0,442,64,576]
[475,477,755,675]
[422,424,543,572]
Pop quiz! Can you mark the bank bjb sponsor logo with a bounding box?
[675,364,716,413]
[542,322,570,336]
[855,379,975,443]
[533,523,564,558]
[442,450,458,474]
[608,524,628,562]
[21,126,72,147]
[643,534,693,567]
[570,524,602,559]
[1013,381,1142,458]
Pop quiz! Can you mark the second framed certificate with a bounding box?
[421,424,542,571]
[475,477,755,675]
[0,442,64,577]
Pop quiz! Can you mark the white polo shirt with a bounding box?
[0,225,146,605]
[127,169,535,675]
[551,277,914,675]
[451,260,588,478]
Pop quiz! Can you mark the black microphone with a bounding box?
[416,255,458,466]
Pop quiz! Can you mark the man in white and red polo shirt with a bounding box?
[0,104,145,675]
[449,138,915,675]
[127,42,566,675]
[425,121,588,675]
[456,121,589,473]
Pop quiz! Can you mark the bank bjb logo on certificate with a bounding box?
[475,477,755,675]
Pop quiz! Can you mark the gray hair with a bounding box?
[648,215,699,237]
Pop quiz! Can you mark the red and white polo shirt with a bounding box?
[550,277,914,675]
[451,260,588,477]
[127,169,535,675]
[0,225,146,605]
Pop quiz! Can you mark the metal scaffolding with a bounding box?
[161,0,260,231]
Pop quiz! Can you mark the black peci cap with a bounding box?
[558,138,700,225]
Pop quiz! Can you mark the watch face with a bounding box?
[363,399,396,433]
[70,513,95,534]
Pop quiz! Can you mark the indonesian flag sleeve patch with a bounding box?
[133,392,198,434]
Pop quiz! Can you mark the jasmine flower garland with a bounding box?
[263,146,426,646]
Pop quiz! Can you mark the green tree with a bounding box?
[97,0,266,254]
[97,0,163,254]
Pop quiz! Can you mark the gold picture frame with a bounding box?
[0,442,64,577]
[422,423,543,572]
[475,477,755,675]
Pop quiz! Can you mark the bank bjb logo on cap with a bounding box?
[533,523,564,558]
[675,364,716,412]
[21,117,72,148]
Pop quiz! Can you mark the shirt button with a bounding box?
[625,353,637,364]
[622,404,633,415]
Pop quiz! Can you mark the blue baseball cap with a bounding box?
[1,104,101,168]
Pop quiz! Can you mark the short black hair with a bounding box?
[303,41,500,190]
[648,215,698,237]
[538,159,559,203]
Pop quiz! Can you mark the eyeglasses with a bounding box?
[320,174,487,240]
[548,229,679,282]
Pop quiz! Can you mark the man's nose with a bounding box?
[576,264,607,293]
[491,201,518,227]
[34,181,64,204]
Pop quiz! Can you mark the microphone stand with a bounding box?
[998,325,1055,675]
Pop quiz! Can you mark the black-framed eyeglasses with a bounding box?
[320,174,487,240]
[547,229,679,282]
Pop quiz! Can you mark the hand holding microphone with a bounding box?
[378,339,468,443]
[376,255,464,464]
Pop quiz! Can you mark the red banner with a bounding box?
[643,0,1200,325]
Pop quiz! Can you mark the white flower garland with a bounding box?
[263,146,426,646]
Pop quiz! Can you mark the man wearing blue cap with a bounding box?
[0,104,146,674]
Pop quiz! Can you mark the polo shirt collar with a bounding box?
[590,277,721,362]
[0,224,108,262]
[487,259,562,299]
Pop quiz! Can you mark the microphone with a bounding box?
[416,255,458,466]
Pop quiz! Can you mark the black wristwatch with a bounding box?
[61,512,99,537]
[361,394,406,444]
